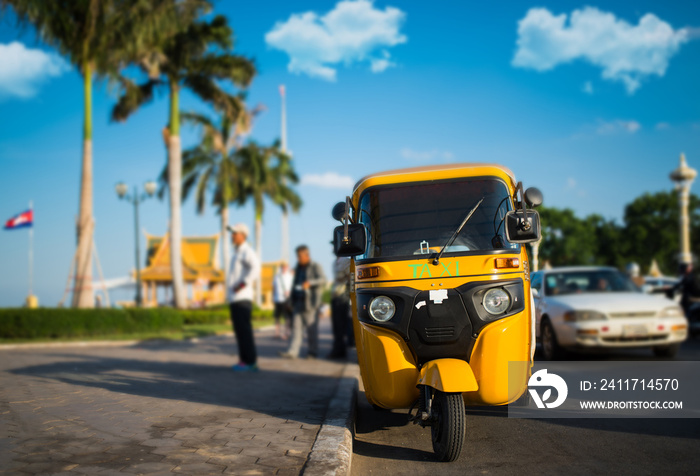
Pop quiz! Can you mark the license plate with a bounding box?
[622,324,648,337]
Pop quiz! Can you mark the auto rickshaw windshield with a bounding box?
[357,178,520,260]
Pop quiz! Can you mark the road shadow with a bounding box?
[353,390,435,462]
[9,332,341,426]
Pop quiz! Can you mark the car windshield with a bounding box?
[357,178,519,260]
[544,270,640,296]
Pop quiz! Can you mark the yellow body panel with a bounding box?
[354,255,522,288]
[353,163,517,204]
[463,311,531,405]
[418,359,478,393]
[355,322,420,409]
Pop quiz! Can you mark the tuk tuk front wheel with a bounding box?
[430,391,466,462]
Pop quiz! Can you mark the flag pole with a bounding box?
[28,200,33,297]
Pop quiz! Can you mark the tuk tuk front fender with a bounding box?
[417,358,478,393]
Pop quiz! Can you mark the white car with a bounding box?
[531,266,688,360]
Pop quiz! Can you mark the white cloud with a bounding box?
[370,50,394,73]
[655,122,671,130]
[400,148,454,162]
[596,119,641,135]
[301,172,355,189]
[512,7,690,93]
[265,0,407,81]
[582,81,593,94]
[0,42,68,98]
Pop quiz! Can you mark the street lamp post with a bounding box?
[670,153,697,266]
[116,181,157,307]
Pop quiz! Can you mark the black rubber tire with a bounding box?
[431,391,466,462]
[653,343,680,359]
[541,319,565,361]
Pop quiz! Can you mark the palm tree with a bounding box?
[112,13,255,308]
[1,0,189,308]
[160,98,264,284]
[236,141,302,304]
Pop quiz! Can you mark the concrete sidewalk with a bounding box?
[0,318,356,475]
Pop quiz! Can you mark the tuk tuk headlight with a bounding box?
[483,288,511,315]
[369,296,396,322]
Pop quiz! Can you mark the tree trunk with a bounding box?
[255,214,262,306]
[168,82,186,308]
[221,206,230,284]
[72,64,95,308]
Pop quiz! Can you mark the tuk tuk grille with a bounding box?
[425,326,456,338]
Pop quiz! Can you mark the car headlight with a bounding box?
[563,310,607,322]
[369,296,396,322]
[482,288,511,315]
[659,306,684,318]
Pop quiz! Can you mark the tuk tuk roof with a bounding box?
[352,163,517,199]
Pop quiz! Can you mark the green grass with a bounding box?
[0,314,275,345]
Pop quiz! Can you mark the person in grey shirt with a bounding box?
[280,245,326,359]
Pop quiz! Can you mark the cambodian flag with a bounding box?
[4,209,33,230]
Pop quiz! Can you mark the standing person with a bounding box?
[280,245,326,359]
[328,255,351,359]
[272,261,294,340]
[675,263,700,315]
[227,223,261,372]
[625,262,645,288]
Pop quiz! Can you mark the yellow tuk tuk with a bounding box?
[331,163,542,461]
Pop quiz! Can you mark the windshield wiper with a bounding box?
[432,197,484,265]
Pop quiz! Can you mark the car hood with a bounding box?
[546,292,675,314]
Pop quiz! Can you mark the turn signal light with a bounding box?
[495,258,520,269]
[672,324,687,331]
[357,267,380,280]
[576,329,599,335]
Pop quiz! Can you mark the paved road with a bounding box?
[0,319,345,475]
[352,338,700,475]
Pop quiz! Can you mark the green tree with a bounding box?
[622,191,700,275]
[1,0,186,308]
[161,99,264,283]
[236,142,302,303]
[112,12,255,308]
[538,206,599,267]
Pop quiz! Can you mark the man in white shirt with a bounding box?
[227,223,261,372]
[272,261,294,340]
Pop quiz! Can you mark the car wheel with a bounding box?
[541,319,564,361]
[653,343,680,359]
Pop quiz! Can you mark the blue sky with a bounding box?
[1,0,699,306]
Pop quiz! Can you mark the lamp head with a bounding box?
[115,182,128,199]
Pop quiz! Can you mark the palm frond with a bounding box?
[111,77,160,122]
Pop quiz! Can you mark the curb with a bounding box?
[302,362,359,476]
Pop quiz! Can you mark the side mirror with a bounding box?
[331,202,347,222]
[532,287,540,298]
[333,224,367,257]
[505,209,541,244]
[524,187,543,208]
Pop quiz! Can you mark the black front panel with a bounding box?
[407,289,473,365]
[356,277,524,366]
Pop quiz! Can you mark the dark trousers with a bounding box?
[331,297,350,356]
[274,302,292,326]
[230,301,256,365]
